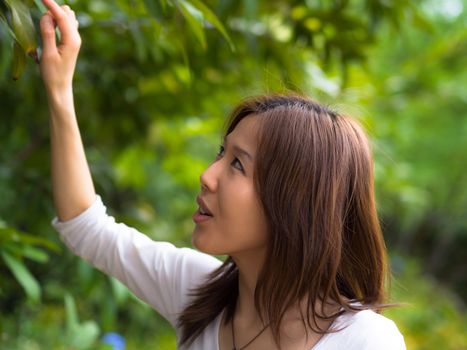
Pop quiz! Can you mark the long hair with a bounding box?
[178,94,392,348]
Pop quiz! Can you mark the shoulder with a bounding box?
[172,247,223,289]
[176,247,223,274]
[171,248,223,314]
[346,309,399,329]
[320,309,406,350]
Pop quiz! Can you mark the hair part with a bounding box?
[178,93,393,348]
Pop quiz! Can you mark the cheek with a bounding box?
[221,185,268,244]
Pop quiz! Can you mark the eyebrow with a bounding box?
[223,136,253,162]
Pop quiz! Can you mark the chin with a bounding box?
[191,231,225,255]
[191,230,209,252]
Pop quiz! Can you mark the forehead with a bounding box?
[225,115,261,149]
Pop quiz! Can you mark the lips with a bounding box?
[196,196,213,216]
[193,196,213,224]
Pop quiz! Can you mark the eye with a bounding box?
[232,157,245,173]
[217,145,244,173]
[216,144,225,157]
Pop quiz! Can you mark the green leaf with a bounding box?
[20,245,49,263]
[23,0,35,7]
[0,225,60,253]
[12,40,26,80]
[176,0,206,49]
[74,321,100,348]
[1,251,41,303]
[242,0,257,19]
[3,243,49,263]
[33,0,47,14]
[64,294,100,349]
[4,0,38,59]
[186,0,235,51]
[0,12,18,41]
[64,293,79,329]
[128,22,147,62]
[142,0,163,20]
[110,276,130,305]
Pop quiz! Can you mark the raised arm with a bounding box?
[40,1,224,328]
[40,0,95,221]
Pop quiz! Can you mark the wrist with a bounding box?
[46,83,73,97]
[46,87,76,117]
[46,86,73,104]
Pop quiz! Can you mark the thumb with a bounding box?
[40,12,57,54]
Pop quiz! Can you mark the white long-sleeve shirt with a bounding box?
[51,195,406,349]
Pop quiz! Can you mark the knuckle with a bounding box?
[54,11,65,20]
[40,13,52,22]
[40,22,55,35]
[43,28,56,36]
[41,52,56,62]
[70,38,82,49]
[55,7,66,17]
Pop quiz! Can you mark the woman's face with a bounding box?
[192,115,268,257]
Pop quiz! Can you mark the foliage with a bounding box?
[0,0,233,79]
[365,1,467,297]
[386,255,467,350]
[0,285,177,349]
[0,219,59,304]
[64,293,100,349]
[0,0,465,348]
[1,0,39,79]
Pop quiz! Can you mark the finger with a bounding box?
[40,12,57,54]
[57,5,79,29]
[62,5,78,28]
[62,4,75,18]
[41,0,74,40]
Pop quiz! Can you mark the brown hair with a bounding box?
[178,94,392,348]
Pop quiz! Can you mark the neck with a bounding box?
[230,250,341,331]
[230,248,267,328]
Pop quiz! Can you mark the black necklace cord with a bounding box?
[231,314,270,350]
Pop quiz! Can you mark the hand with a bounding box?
[39,0,81,93]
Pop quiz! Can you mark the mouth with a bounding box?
[193,196,213,224]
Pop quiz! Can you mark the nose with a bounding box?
[200,160,221,192]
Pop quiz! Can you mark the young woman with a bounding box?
[40,0,406,349]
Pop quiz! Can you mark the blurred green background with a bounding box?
[1,0,466,349]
